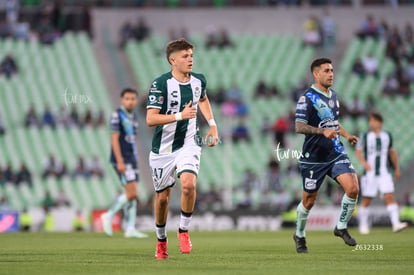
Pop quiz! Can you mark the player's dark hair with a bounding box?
[310,58,332,73]
[166,38,194,65]
[369,111,383,123]
[120,88,138,98]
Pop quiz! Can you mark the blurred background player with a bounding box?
[293,58,360,253]
[101,88,148,238]
[146,38,219,259]
[356,112,408,234]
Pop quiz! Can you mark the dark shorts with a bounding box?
[112,162,139,186]
[299,155,356,193]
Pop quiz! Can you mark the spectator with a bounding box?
[254,80,268,98]
[232,120,250,143]
[217,29,233,49]
[210,86,226,105]
[41,190,56,211]
[0,54,18,78]
[24,105,40,128]
[88,156,104,179]
[237,169,259,209]
[134,17,150,42]
[378,19,390,39]
[348,95,365,119]
[303,15,321,47]
[386,26,403,63]
[72,156,90,179]
[404,22,413,44]
[406,59,414,83]
[0,18,11,39]
[356,14,379,39]
[69,106,80,127]
[15,163,32,187]
[236,100,249,118]
[362,54,378,77]
[119,21,134,49]
[3,162,15,183]
[272,115,289,148]
[42,105,56,128]
[320,9,336,53]
[0,113,6,136]
[221,99,238,117]
[55,187,70,207]
[94,110,106,128]
[83,109,93,127]
[261,116,272,136]
[56,105,70,128]
[226,85,242,102]
[352,58,366,77]
[398,75,411,97]
[263,160,282,193]
[268,85,280,97]
[0,196,12,211]
[383,74,399,96]
[42,154,67,180]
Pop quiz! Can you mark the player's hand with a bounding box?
[117,162,126,174]
[323,129,337,139]
[347,135,359,146]
[363,162,372,171]
[205,126,219,147]
[394,168,401,181]
[181,101,197,120]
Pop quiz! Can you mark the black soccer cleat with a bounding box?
[334,227,357,246]
[293,234,308,253]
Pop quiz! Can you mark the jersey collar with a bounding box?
[311,84,332,98]
[120,105,133,117]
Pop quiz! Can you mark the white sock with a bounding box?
[108,193,128,217]
[179,211,192,231]
[295,202,309,238]
[358,206,369,230]
[156,224,167,240]
[125,200,137,231]
[386,203,400,227]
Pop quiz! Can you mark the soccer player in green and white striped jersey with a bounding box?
[356,112,408,234]
[146,38,219,259]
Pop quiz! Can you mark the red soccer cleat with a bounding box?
[155,241,168,259]
[177,231,192,254]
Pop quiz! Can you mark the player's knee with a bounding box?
[346,184,359,199]
[126,192,137,201]
[181,182,195,197]
[156,194,169,208]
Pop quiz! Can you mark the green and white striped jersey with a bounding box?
[357,130,393,176]
[147,71,207,154]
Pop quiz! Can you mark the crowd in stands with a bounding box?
[302,10,336,53]
[0,1,92,44]
[24,105,106,129]
[0,162,32,187]
[42,154,104,181]
[354,14,413,97]
[119,16,151,48]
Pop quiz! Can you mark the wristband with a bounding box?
[174,112,182,121]
[208,119,217,127]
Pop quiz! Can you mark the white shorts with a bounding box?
[149,145,202,192]
[360,173,395,198]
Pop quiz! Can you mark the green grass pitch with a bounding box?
[0,229,413,275]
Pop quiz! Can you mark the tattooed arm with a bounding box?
[295,122,337,139]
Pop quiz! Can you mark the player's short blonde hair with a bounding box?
[166,38,194,65]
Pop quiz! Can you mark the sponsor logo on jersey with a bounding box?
[158,96,164,104]
[305,178,317,190]
[318,118,339,129]
[194,87,201,98]
[328,99,335,108]
[148,95,157,104]
[298,96,306,103]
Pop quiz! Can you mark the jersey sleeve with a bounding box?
[295,95,311,124]
[146,78,166,109]
[110,111,120,133]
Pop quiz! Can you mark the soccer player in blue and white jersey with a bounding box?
[146,39,219,259]
[293,58,359,253]
[101,88,148,238]
[356,112,408,234]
